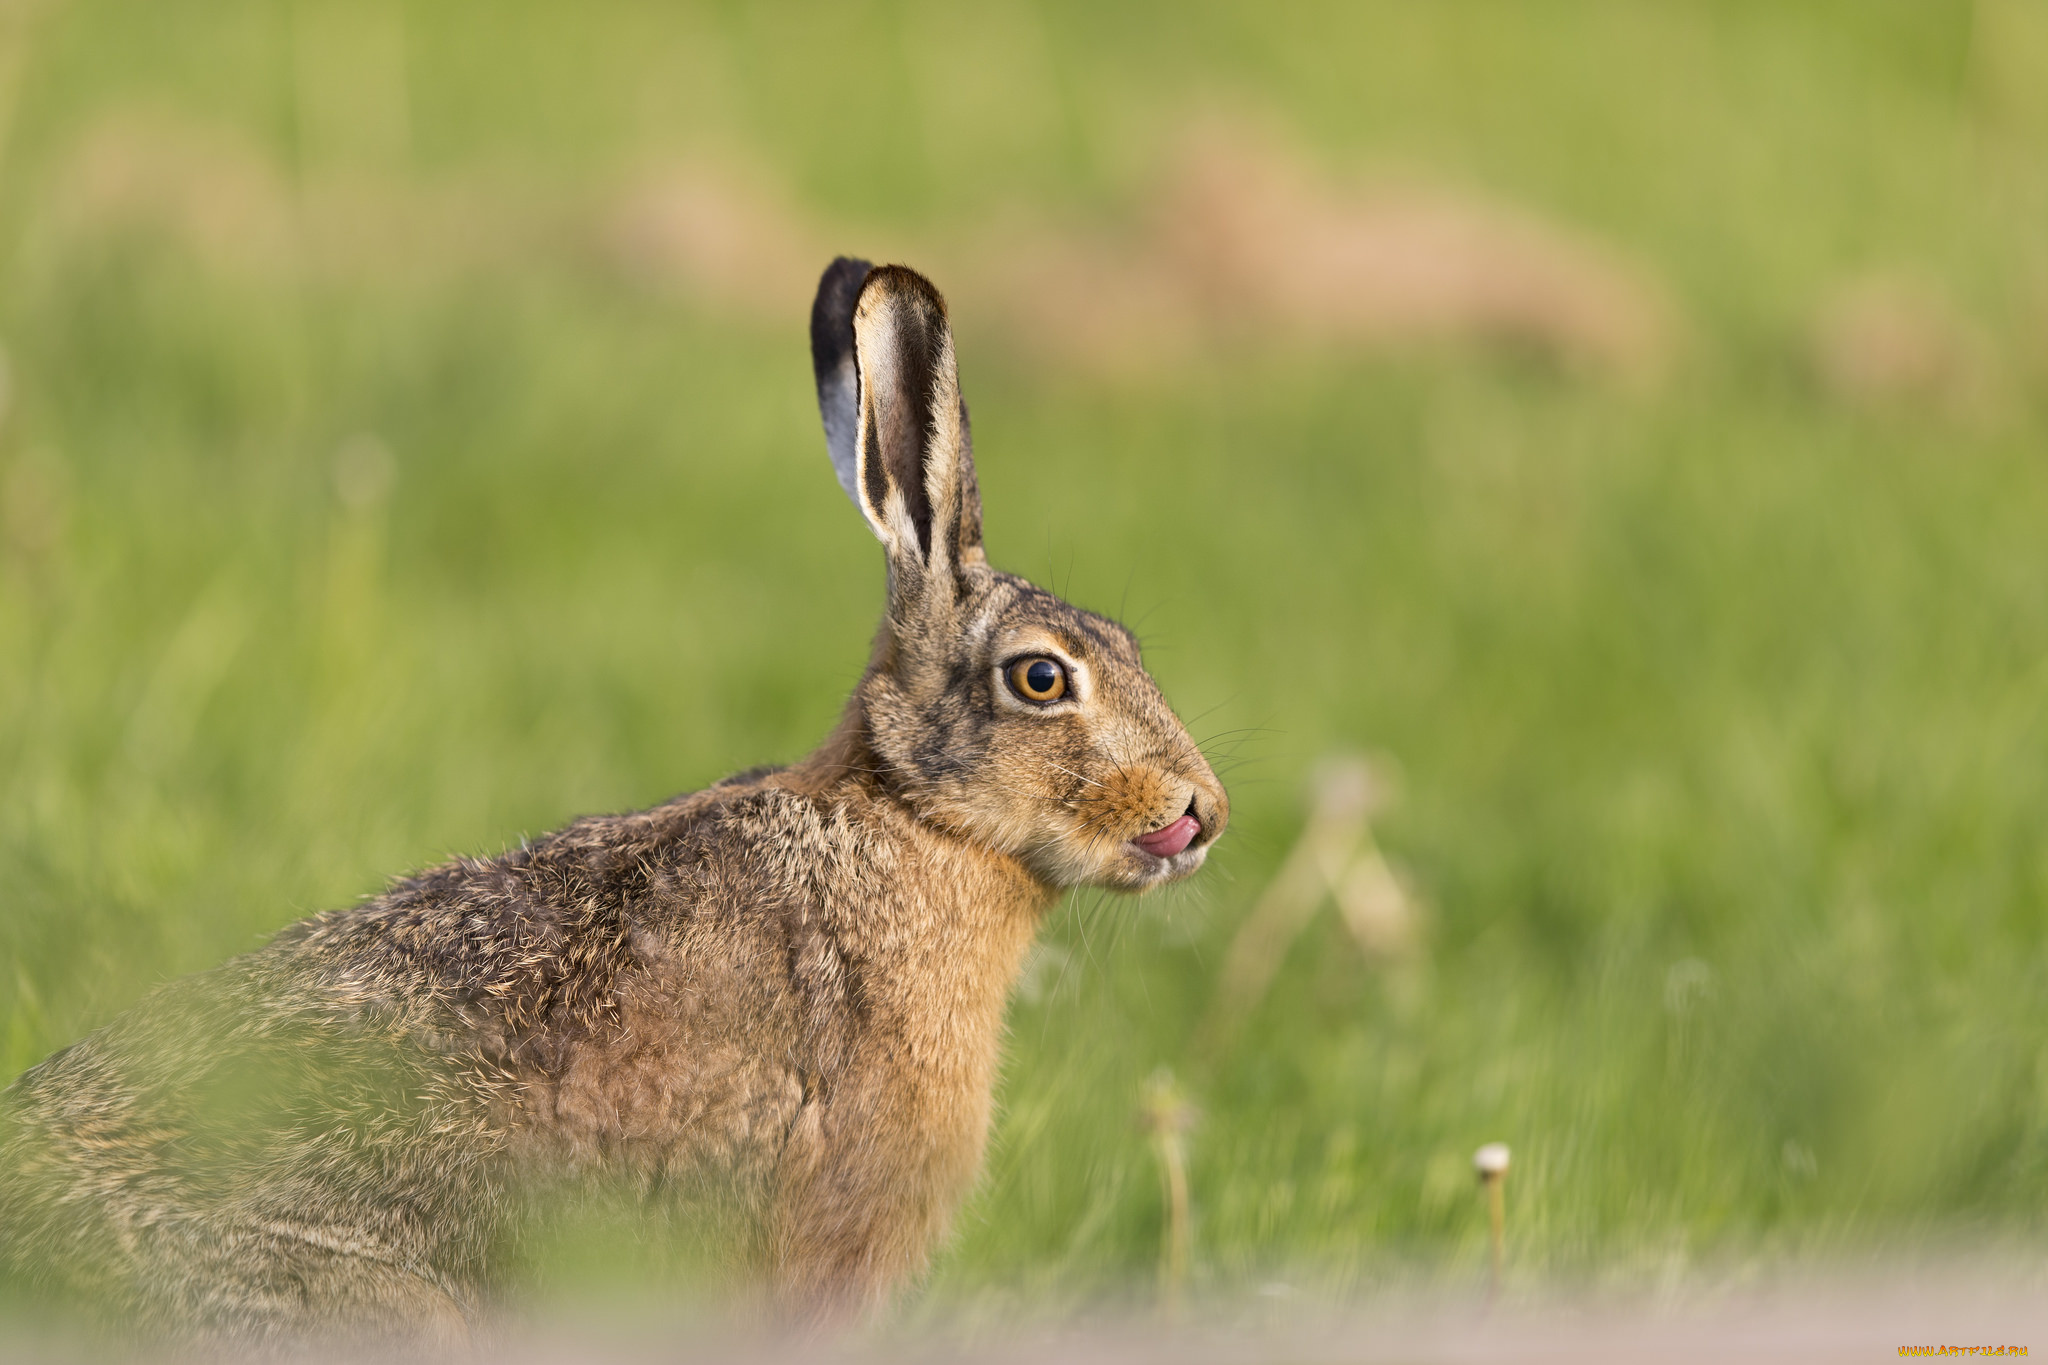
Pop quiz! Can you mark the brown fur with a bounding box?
[0,261,1226,1349]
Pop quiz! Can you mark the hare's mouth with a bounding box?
[1130,808,1202,860]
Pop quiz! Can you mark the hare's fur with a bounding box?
[0,262,1226,1347]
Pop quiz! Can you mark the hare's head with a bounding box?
[810,259,1226,891]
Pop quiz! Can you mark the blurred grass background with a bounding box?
[3,0,2048,1315]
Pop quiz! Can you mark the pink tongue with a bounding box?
[1135,814,1200,859]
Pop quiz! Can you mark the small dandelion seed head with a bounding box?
[1474,1142,1511,1177]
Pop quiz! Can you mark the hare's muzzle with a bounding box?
[1133,813,1202,859]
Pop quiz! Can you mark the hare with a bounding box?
[0,260,1227,1348]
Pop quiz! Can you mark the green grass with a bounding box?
[4,0,2048,1314]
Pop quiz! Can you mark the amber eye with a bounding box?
[1007,656,1069,704]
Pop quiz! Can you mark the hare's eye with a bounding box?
[1007,657,1069,704]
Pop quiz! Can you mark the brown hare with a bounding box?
[0,260,1227,1348]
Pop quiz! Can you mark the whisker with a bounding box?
[1179,694,1246,729]
[1193,725,1279,747]
[1042,761,1109,792]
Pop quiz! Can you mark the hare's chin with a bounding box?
[1121,839,1209,889]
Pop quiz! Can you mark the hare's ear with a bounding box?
[810,256,872,508]
[849,265,982,586]
[956,397,985,568]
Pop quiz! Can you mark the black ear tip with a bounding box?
[810,257,873,375]
[816,256,873,307]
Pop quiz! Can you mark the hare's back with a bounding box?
[0,944,503,1331]
[0,776,862,1328]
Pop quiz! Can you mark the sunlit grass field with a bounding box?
[4,0,2048,1318]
